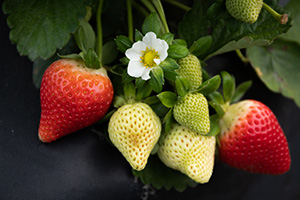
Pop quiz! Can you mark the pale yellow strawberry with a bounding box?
[157,123,216,183]
[177,54,202,91]
[108,102,161,171]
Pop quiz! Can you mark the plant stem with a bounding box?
[132,1,149,16]
[127,0,134,42]
[263,2,288,25]
[162,0,190,12]
[152,0,169,33]
[140,0,156,12]
[235,49,249,63]
[96,0,104,64]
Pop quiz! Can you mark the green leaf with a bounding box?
[115,35,133,53]
[196,75,221,95]
[136,81,152,101]
[247,39,300,108]
[206,114,220,136]
[150,101,169,117]
[149,67,164,93]
[81,48,100,69]
[120,57,130,65]
[157,91,178,108]
[3,0,86,61]
[178,0,292,60]
[132,155,197,192]
[59,54,82,60]
[231,81,252,103]
[159,58,180,81]
[280,0,300,45]
[208,91,224,105]
[172,39,187,47]
[74,19,96,52]
[123,82,136,100]
[32,37,79,88]
[189,36,213,57]
[135,29,144,41]
[102,40,118,65]
[142,12,161,35]
[201,68,210,82]
[175,77,190,97]
[162,109,173,135]
[209,101,225,116]
[167,44,189,59]
[161,33,174,45]
[221,71,235,103]
[122,70,135,84]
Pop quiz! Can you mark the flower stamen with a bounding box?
[140,47,159,68]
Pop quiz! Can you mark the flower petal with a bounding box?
[125,41,146,60]
[141,67,152,80]
[157,40,169,61]
[142,32,157,49]
[154,59,161,65]
[127,60,145,78]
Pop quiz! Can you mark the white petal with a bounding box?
[142,32,157,49]
[154,59,161,65]
[127,60,145,78]
[125,41,146,60]
[157,40,169,61]
[141,68,152,80]
[152,38,165,52]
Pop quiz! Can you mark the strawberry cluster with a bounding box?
[36,1,291,191]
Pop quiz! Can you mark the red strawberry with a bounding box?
[218,100,291,174]
[38,59,114,142]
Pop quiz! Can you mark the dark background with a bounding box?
[1,0,300,199]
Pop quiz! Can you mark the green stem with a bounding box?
[152,0,169,33]
[126,0,134,42]
[263,2,288,25]
[162,0,190,12]
[140,0,156,12]
[235,49,249,63]
[96,0,104,64]
[132,1,149,16]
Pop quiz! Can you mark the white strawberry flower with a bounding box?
[125,32,169,80]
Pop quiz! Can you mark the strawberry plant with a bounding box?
[2,0,300,195]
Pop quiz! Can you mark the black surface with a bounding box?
[1,3,300,200]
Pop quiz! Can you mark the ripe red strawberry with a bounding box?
[38,59,114,142]
[218,100,291,174]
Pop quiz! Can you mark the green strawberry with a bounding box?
[173,93,210,135]
[158,123,216,183]
[108,102,161,171]
[226,0,263,23]
[177,54,202,91]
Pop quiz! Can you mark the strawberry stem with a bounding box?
[126,0,134,42]
[96,0,104,65]
[235,49,249,63]
[263,3,288,25]
[162,0,191,12]
[152,0,169,33]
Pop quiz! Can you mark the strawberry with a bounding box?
[226,0,263,23]
[108,102,161,171]
[177,54,202,91]
[38,59,114,142]
[158,123,216,183]
[173,93,210,135]
[218,100,291,174]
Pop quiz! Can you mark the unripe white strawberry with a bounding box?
[173,93,210,135]
[177,54,202,91]
[108,102,161,171]
[158,123,216,183]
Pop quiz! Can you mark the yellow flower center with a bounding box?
[140,47,159,68]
